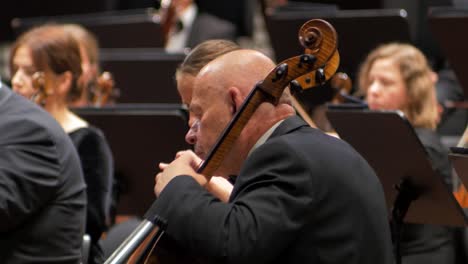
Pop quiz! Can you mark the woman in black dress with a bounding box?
[10,23,114,264]
[358,42,454,264]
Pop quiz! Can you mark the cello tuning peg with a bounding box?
[289,80,303,95]
[299,54,316,67]
[315,68,325,85]
[271,63,289,82]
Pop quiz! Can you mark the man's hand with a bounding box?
[154,150,207,197]
[155,150,234,201]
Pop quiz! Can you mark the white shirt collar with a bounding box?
[247,120,285,157]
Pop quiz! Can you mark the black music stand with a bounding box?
[11,8,164,48]
[264,8,411,81]
[73,104,189,217]
[429,7,468,105]
[99,49,186,104]
[0,0,109,42]
[326,109,468,264]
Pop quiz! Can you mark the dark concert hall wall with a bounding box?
[0,0,115,42]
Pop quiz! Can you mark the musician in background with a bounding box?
[0,77,86,262]
[171,39,240,202]
[153,49,393,263]
[9,24,114,264]
[176,39,239,107]
[163,0,237,53]
[435,65,468,137]
[358,42,455,264]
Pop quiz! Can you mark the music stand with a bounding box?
[264,8,411,81]
[11,8,164,48]
[100,49,186,104]
[326,109,468,263]
[73,104,189,217]
[428,7,468,104]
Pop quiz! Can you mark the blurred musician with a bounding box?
[172,39,240,202]
[358,42,455,264]
[161,0,237,53]
[10,24,114,264]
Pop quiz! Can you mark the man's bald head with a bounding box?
[187,49,295,175]
[196,49,276,97]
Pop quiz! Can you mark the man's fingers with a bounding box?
[175,150,192,159]
[159,162,169,170]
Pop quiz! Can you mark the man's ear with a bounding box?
[228,86,243,115]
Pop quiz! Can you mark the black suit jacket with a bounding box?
[0,86,86,263]
[154,116,393,263]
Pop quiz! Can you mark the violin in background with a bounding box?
[74,69,118,107]
[90,71,119,107]
[330,72,352,103]
[292,70,365,133]
[159,0,177,44]
[31,71,48,106]
[31,70,118,107]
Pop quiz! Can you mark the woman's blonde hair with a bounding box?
[358,43,439,129]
